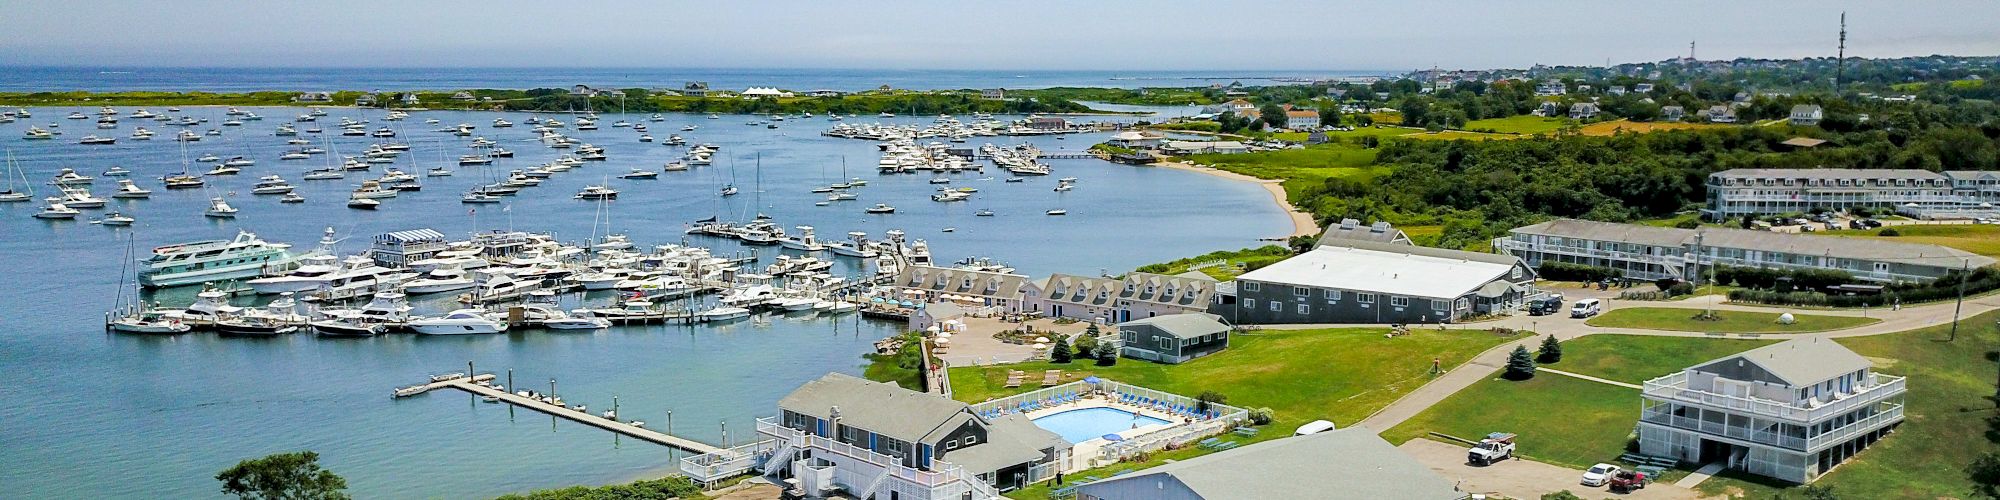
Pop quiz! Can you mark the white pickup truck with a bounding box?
[1466,432,1517,466]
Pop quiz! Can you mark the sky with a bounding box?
[3,0,1998,71]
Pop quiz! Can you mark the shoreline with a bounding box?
[1155,160,1318,239]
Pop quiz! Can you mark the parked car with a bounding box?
[1528,298,1563,316]
[1570,298,1603,318]
[1610,470,1651,492]
[1581,463,1622,486]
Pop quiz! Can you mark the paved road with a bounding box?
[1354,291,2000,432]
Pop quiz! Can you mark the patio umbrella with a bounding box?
[936,337,951,345]
[1032,342,1046,350]
[1101,434,1125,442]
[1084,376,1102,384]
[1034,336,1049,343]
[937,331,952,339]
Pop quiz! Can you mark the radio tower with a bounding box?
[1835,12,1848,88]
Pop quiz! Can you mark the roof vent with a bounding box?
[1370,221,1390,233]
[1340,218,1359,229]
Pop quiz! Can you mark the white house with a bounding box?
[1639,337,1905,483]
[1569,102,1600,119]
[1105,131,1165,149]
[1789,104,1824,126]
[1284,110,1320,130]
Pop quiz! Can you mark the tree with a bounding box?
[1094,340,1118,366]
[1195,390,1228,413]
[1049,335,1074,363]
[1258,103,1289,129]
[216,451,351,500]
[1504,345,1536,380]
[1536,335,1563,364]
[1319,107,1344,128]
[1072,333,1098,356]
[1969,452,2000,499]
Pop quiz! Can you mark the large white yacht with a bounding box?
[247,253,406,295]
[138,231,299,288]
[408,309,508,335]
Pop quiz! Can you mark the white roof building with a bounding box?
[1238,244,1521,300]
[742,87,794,98]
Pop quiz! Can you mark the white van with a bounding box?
[1294,420,1337,435]
[1570,298,1602,318]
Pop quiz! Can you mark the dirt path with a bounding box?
[1154,161,1318,238]
[1399,438,1712,500]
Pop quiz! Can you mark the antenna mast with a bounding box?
[1835,12,1848,88]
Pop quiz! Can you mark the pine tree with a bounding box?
[1050,335,1074,363]
[1094,340,1118,366]
[1536,335,1563,364]
[1504,345,1536,380]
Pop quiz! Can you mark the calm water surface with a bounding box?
[0,105,1284,498]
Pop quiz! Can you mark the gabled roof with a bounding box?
[778,373,971,444]
[375,228,445,243]
[1692,336,1870,387]
[896,265,1030,299]
[1077,427,1465,500]
[940,413,1065,474]
[1120,313,1229,339]
[1039,272,1217,308]
[1317,218,1412,246]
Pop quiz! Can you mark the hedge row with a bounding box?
[1537,262,1623,282]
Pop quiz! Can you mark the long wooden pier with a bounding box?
[427,376,724,455]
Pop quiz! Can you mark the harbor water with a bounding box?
[0,105,1286,498]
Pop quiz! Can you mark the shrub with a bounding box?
[1536,262,1623,282]
[1541,491,1586,500]
[1196,391,1228,413]
[1247,407,1275,425]
[1674,218,1702,229]
[1727,267,2000,307]
[1072,334,1099,356]
[1877,227,1901,236]
[1094,341,1118,366]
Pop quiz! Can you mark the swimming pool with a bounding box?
[1032,407,1172,444]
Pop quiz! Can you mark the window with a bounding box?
[1293,286,1309,297]
[963,436,975,446]
[1125,283,1136,292]
[1390,296,1409,307]
[963,278,973,288]
[1268,301,1281,312]
[1243,299,1255,309]
[1431,300,1447,311]
[945,440,959,450]
[1357,293,1375,304]
[1510,267,1522,279]
[1098,291,1108,299]
[1456,298,1470,310]
[1242,282,1260,292]
[1325,289,1341,304]
[1296,304,1310,315]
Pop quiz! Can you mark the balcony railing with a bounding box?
[1642,371,1906,423]
[1641,403,1902,452]
[755,417,1000,499]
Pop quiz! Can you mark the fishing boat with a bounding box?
[58,187,105,208]
[697,306,751,322]
[865,203,896,214]
[51,168,94,186]
[203,197,239,218]
[34,199,80,219]
[975,209,995,217]
[78,135,116,145]
[347,198,380,210]
[251,176,295,195]
[99,212,135,226]
[618,168,658,179]
[215,314,300,337]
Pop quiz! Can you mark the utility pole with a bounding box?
[1949,258,1969,341]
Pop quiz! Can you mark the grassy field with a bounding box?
[1586,307,1879,334]
[1696,310,2000,499]
[1826,222,2000,256]
[950,327,1519,429]
[1383,374,1641,469]
[1465,115,1569,135]
[1133,245,1295,281]
[1187,144,1384,200]
[1549,335,1775,384]
[1577,119,1731,136]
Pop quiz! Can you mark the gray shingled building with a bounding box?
[1116,313,1232,364]
[1075,427,1468,500]
[1499,218,1991,283]
[771,373,1068,492]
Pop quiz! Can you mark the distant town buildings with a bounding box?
[293,91,333,103]
[1789,104,1824,126]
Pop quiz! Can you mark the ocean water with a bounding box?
[0,105,1286,498]
[0,67,1385,93]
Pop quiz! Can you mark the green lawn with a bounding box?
[1188,144,1384,201]
[1826,223,2000,256]
[1133,245,1294,281]
[947,327,1518,499]
[1697,310,2000,499]
[1383,374,1640,469]
[1586,307,1879,334]
[1464,115,1569,135]
[1549,335,1775,384]
[950,327,1519,428]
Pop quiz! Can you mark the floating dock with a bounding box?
[417,374,723,455]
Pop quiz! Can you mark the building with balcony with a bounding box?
[1498,218,1990,283]
[1700,168,1959,219]
[1638,337,1905,483]
[760,373,1068,499]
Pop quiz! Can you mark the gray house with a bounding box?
[1228,240,1535,325]
[1075,427,1468,500]
[774,373,1069,491]
[1117,313,1231,364]
[1315,218,1412,247]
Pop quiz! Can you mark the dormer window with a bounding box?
[1125,283,1135,292]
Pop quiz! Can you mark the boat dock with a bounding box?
[416,374,724,455]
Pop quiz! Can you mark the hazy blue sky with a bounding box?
[4,0,1997,70]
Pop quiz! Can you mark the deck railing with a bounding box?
[1642,372,1905,423]
[678,439,779,483]
[755,417,1000,499]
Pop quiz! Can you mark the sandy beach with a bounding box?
[1156,161,1319,238]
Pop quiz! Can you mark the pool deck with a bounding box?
[1024,396,1187,471]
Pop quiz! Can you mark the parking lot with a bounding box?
[1398,438,1708,499]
